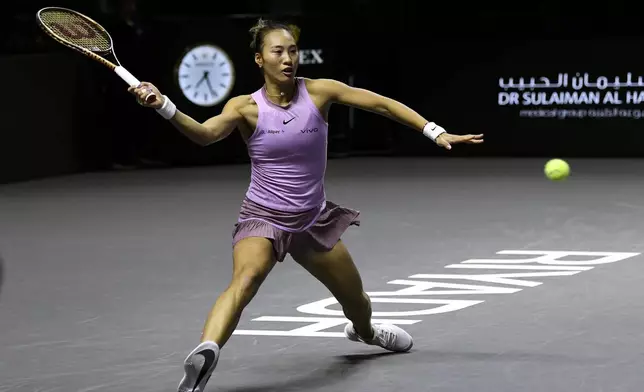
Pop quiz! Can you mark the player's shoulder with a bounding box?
[302,77,342,90]
[223,94,257,116]
[302,78,348,97]
[226,94,255,109]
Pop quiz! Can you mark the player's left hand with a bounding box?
[436,133,484,150]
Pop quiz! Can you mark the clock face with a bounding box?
[176,44,235,107]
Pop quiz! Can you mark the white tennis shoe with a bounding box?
[344,322,413,352]
[177,341,219,392]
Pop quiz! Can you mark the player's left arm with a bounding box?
[310,78,483,150]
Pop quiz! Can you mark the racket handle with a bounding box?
[114,66,157,104]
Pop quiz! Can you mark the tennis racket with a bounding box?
[36,7,155,103]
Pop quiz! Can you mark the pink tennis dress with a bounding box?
[232,77,360,261]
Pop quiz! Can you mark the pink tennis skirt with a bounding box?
[232,197,360,262]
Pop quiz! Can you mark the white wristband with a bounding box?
[422,122,446,142]
[156,95,177,120]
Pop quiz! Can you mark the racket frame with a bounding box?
[36,7,155,102]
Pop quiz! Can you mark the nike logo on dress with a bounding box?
[283,117,295,124]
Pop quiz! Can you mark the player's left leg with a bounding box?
[290,240,413,352]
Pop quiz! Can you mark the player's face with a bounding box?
[257,29,299,82]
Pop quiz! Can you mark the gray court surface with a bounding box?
[1,157,644,392]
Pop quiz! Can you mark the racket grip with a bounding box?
[114,66,157,103]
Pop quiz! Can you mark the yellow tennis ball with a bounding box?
[544,159,570,181]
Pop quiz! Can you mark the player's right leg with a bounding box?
[201,237,277,346]
[178,237,277,392]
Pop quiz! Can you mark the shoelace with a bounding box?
[375,326,397,347]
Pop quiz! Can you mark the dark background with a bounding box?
[4,0,644,183]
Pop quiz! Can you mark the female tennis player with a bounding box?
[130,18,483,392]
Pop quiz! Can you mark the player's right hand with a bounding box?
[128,82,163,109]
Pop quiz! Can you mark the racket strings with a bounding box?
[39,10,111,52]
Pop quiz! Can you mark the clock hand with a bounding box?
[205,77,217,96]
[195,72,207,88]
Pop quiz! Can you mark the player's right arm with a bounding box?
[129,82,244,146]
[169,96,245,146]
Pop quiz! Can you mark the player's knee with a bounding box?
[231,267,265,304]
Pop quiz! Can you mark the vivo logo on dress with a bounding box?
[300,128,319,133]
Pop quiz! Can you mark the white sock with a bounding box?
[188,340,220,358]
[199,340,219,351]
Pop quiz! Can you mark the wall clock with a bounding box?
[175,44,235,107]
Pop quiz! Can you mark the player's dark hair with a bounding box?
[249,18,298,53]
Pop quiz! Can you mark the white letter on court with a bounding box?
[462,250,640,266]
[408,271,583,288]
[372,279,521,295]
[233,316,419,338]
[296,296,483,317]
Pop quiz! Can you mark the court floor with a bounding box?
[1,157,643,392]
